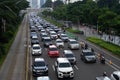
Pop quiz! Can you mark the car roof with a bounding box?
[49,45,56,48]
[64,50,73,54]
[44,37,51,39]
[33,44,40,47]
[68,39,76,41]
[82,49,92,52]
[57,57,69,63]
[37,76,50,80]
[56,39,62,41]
[35,58,44,62]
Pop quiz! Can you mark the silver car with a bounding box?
[32,44,42,56]
[68,39,80,49]
[55,39,64,48]
[63,50,76,64]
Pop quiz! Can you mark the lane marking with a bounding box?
[74,65,79,70]
[106,62,119,71]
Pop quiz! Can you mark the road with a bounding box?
[0,15,28,80]
[0,13,120,80]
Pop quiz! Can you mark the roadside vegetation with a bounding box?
[0,0,29,66]
[87,37,120,57]
[43,0,120,36]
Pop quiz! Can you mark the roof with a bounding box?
[37,76,50,80]
[68,39,76,41]
[33,44,40,47]
[56,39,62,41]
[64,50,73,54]
[35,58,44,62]
[49,45,56,48]
[57,57,69,63]
[82,49,92,53]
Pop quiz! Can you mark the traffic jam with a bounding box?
[28,13,120,80]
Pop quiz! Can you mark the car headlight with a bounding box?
[33,68,36,72]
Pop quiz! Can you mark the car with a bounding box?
[50,31,58,39]
[68,39,80,49]
[43,37,52,47]
[32,44,42,55]
[37,76,51,80]
[55,39,64,48]
[63,50,76,64]
[60,34,69,42]
[111,71,120,80]
[54,57,74,79]
[41,33,49,41]
[48,45,59,57]
[32,58,48,76]
[80,49,96,63]
[31,35,39,45]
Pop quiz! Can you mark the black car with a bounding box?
[32,58,48,76]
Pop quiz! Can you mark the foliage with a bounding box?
[0,0,29,66]
[87,37,120,57]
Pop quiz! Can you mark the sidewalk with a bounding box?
[72,25,120,46]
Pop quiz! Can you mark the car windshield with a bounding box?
[32,38,38,40]
[51,33,56,35]
[49,48,57,51]
[84,52,94,56]
[34,61,45,67]
[56,40,62,43]
[42,35,47,37]
[33,46,40,49]
[59,63,70,67]
[61,35,67,37]
[44,39,51,42]
[65,54,74,58]
[70,41,78,44]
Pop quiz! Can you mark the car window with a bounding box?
[44,39,51,42]
[34,61,45,67]
[59,63,70,67]
[70,41,78,44]
[56,41,62,43]
[113,74,119,80]
[84,52,94,56]
[65,54,74,57]
[33,46,40,49]
[49,48,57,51]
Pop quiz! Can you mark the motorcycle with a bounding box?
[100,56,105,64]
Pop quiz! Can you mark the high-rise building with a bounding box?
[40,0,46,7]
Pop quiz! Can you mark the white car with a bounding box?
[111,71,120,80]
[32,44,42,55]
[68,39,80,49]
[55,57,74,79]
[55,39,64,48]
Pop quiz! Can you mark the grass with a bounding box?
[87,37,120,57]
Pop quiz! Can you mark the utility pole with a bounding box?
[2,18,6,32]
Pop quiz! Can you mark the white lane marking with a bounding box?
[106,62,119,71]
[106,59,120,70]
[52,65,55,71]
[74,65,79,70]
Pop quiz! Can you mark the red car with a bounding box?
[48,45,59,57]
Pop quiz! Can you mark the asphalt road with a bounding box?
[28,19,120,80]
[0,13,120,80]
